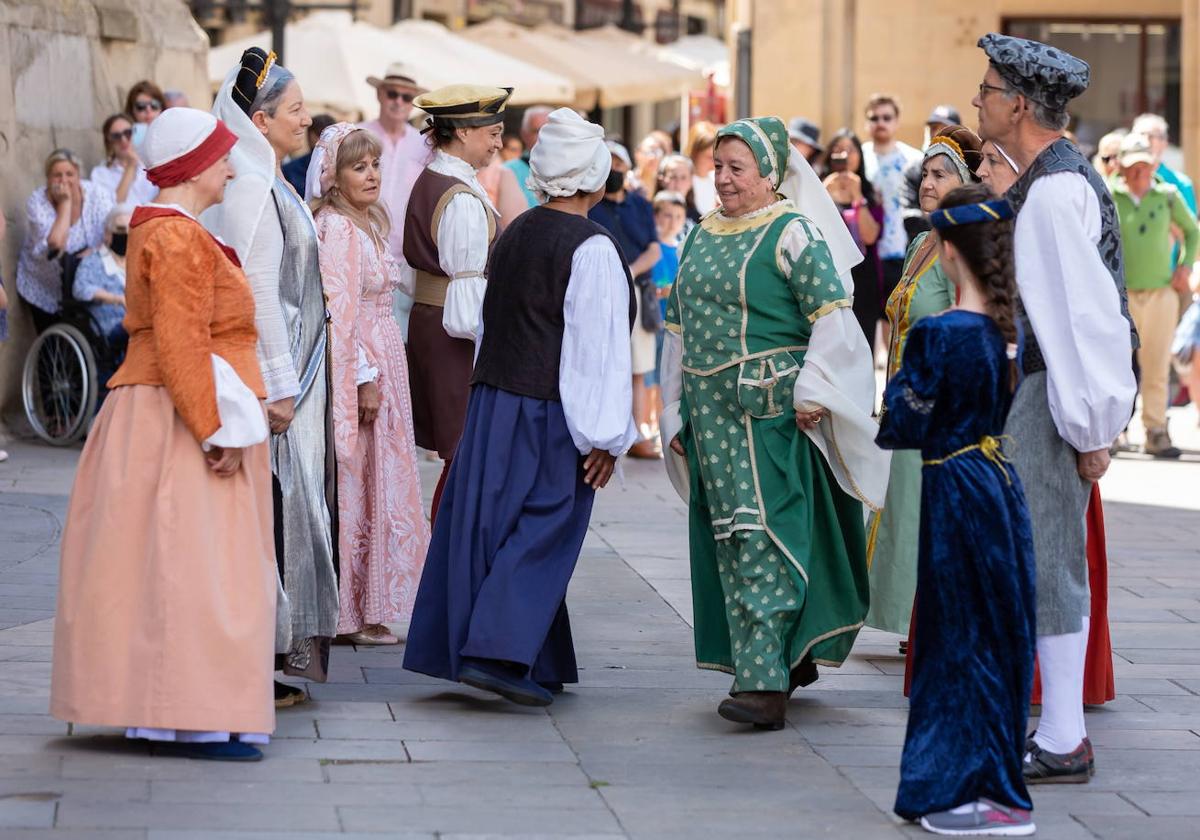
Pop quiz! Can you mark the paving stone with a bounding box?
[1075,815,1200,839]
[339,805,623,834]
[404,739,577,763]
[149,779,423,806]
[0,798,55,828]
[54,801,341,831]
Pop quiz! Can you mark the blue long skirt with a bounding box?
[403,384,594,684]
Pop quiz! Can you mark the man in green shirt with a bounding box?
[1113,133,1200,458]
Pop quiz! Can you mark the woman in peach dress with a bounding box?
[50,108,276,761]
[309,123,430,644]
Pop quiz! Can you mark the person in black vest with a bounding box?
[403,108,638,707]
[973,34,1137,789]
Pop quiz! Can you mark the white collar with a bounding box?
[430,150,499,216]
[99,246,124,278]
[144,202,235,248]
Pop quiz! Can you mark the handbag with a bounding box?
[605,201,663,332]
[635,272,662,332]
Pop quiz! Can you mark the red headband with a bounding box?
[145,120,237,188]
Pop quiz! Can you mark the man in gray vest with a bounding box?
[972,34,1137,785]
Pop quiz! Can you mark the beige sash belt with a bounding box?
[414,271,450,308]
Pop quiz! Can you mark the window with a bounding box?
[1004,19,1182,153]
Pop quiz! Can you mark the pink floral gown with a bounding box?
[315,210,430,634]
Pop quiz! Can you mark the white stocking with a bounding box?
[1033,617,1089,755]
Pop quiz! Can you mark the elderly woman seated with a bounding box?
[72,207,131,380]
[16,149,113,332]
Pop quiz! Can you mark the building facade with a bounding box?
[729,0,1199,181]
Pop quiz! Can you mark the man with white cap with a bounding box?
[359,63,431,334]
[403,108,638,707]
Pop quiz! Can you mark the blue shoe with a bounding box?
[459,659,553,707]
[153,741,264,762]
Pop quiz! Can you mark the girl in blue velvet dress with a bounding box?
[877,182,1037,837]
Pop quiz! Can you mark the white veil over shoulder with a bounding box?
[778,146,864,295]
[201,66,279,263]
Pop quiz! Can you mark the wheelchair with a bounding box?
[21,252,123,446]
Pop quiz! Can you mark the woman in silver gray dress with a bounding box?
[206,48,339,704]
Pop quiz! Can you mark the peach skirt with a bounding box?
[50,385,276,735]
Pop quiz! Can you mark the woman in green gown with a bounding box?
[660,118,890,730]
[865,126,983,639]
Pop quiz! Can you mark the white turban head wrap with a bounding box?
[527,108,611,203]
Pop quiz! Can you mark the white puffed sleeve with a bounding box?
[203,355,269,451]
[559,235,640,456]
[1015,175,1137,452]
[243,208,300,402]
[793,305,892,512]
[436,192,490,341]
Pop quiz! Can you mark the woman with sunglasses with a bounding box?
[124,81,164,125]
[91,114,158,206]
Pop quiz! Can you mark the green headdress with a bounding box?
[716,117,792,189]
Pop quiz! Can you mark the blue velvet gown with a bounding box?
[876,310,1036,820]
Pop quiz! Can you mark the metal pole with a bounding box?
[267,0,288,65]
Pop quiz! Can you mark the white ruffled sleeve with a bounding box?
[559,235,640,456]
[203,355,269,451]
[658,328,690,501]
[775,218,890,511]
[436,192,490,341]
[243,207,300,401]
[1014,174,1137,452]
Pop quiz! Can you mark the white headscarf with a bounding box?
[526,108,611,203]
[200,65,279,263]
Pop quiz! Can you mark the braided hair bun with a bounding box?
[935,182,1018,350]
[931,125,985,176]
[232,47,273,117]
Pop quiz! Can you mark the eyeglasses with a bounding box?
[1100,155,1116,164]
[134,99,162,112]
[107,128,133,143]
[978,82,1009,98]
[866,113,894,124]
[385,90,415,103]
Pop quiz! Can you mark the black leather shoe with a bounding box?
[538,681,565,695]
[787,658,819,696]
[718,691,787,731]
[1023,738,1089,784]
[459,659,553,707]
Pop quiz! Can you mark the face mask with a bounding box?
[606,170,626,194]
[109,233,128,257]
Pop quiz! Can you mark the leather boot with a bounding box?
[787,658,819,696]
[717,691,788,730]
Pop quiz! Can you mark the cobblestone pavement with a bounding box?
[0,403,1198,839]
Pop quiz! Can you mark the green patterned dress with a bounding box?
[864,231,955,635]
[666,200,869,692]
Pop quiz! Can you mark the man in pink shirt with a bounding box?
[359,63,432,335]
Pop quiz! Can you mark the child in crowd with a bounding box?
[877,182,1037,837]
[646,191,688,436]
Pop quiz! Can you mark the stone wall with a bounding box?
[0,0,208,431]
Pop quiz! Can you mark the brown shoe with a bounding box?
[717,691,788,730]
[1144,428,1182,459]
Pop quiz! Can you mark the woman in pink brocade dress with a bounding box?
[309,122,430,645]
